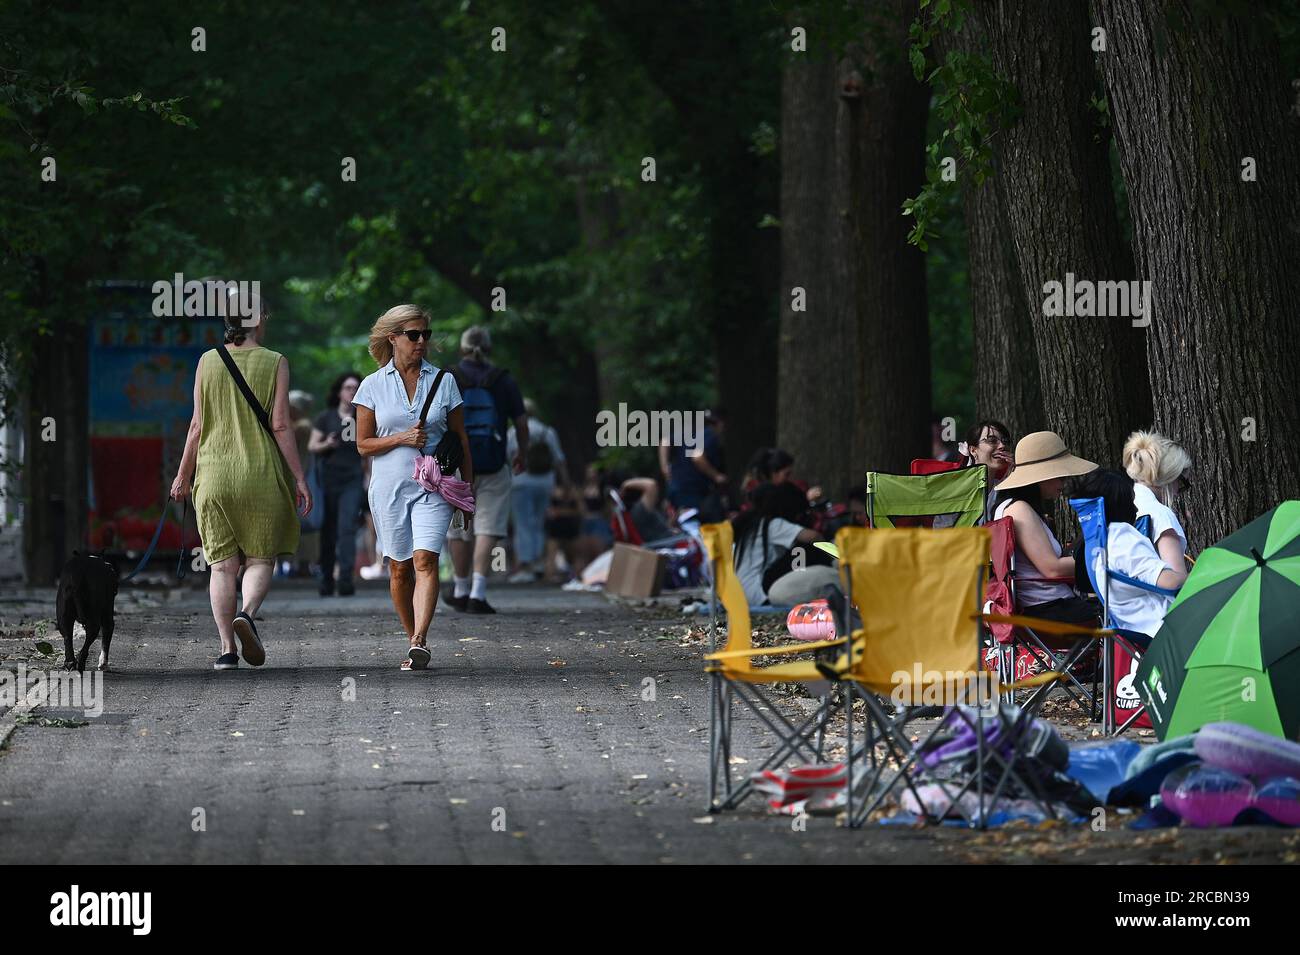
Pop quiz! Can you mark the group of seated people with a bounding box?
[731,421,1193,642]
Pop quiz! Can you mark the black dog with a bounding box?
[56,551,120,672]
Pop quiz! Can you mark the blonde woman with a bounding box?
[1123,431,1191,587]
[353,305,472,670]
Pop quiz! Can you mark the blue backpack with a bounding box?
[455,366,508,474]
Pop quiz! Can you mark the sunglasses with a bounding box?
[398,329,433,342]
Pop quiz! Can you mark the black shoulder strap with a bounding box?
[216,345,274,437]
[484,367,507,388]
[419,368,448,423]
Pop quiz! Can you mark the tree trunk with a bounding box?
[856,0,932,475]
[776,53,863,496]
[704,145,780,487]
[1092,0,1300,552]
[22,266,90,585]
[970,0,1152,466]
[962,170,1046,441]
[942,13,1046,443]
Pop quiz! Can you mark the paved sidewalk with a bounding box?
[0,581,1293,863]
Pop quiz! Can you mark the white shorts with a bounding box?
[447,466,512,540]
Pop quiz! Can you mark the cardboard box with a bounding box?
[605,543,666,598]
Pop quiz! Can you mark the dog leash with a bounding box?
[121,497,189,582]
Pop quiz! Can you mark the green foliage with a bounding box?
[903,0,1019,250]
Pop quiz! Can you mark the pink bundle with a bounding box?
[412,454,476,513]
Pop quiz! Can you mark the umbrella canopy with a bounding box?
[1137,501,1300,741]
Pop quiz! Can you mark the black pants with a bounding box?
[1026,595,1102,628]
[319,479,363,583]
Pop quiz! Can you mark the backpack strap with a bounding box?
[419,368,448,424]
[216,345,274,438]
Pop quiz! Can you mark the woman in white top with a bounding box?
[993,431,1100,631]
[1072,469,1182,636]
[1123,431,1191,588]
[353,305,472,671]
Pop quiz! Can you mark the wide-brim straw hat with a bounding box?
[995,431,1098,491]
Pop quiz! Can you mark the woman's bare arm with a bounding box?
[1155,531,1189,588]
[355,404,425,457]
[271,357,306,483]
[1007,501,1075,578]
[170,358,204,499]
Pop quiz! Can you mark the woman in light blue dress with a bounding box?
[354,305,473,670]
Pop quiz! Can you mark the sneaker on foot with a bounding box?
[233,611,266,667]
[214,652,239,670]
[319,577,335,597]
[467,597,496,615]
[338,578,355,596]
[447,593,469,612]
[507,569,538,584]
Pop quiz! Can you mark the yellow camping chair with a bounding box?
[829,525,1079,828]
[700,522,849,813]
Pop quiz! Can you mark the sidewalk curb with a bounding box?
[0,679,50,751]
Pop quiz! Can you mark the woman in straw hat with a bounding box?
[993,430,1099,628]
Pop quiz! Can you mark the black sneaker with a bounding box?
[319,577,335,597]
[466,597,496,615]
[446,593,469,612]
[338,578,355,596]
[233,611,266,667]
[214,652,239,670]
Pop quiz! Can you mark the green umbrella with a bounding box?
[1137,500,1300,741]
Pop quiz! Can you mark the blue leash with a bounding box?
[121,497,189,582]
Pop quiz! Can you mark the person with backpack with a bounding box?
[446,326,528,613]
[506,398,568,582]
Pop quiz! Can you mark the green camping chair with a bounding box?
[866,466,988,529]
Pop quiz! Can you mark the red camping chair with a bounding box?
[980,515,1105,718]
[910,458,963,476]
[608,488,644,546]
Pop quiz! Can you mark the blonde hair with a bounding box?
[368,304,430,366]
[1123,430,1191,505]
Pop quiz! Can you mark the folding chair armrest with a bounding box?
[977,613,1113,639]
[704,638,847,662]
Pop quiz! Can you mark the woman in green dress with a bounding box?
[170,301,313,669]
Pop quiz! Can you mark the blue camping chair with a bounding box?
[1068,497,1181,735]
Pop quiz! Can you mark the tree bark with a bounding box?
[856,0,932,475]
[942,14,1046,443]
[777,53,863,496]
[962,170,1046,441]
[1092,0,1300,552]
[970,0,1153,465]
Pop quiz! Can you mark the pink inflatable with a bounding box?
[1254,777,1300,827]
[1160,763,1255,828]
[786,599,837,641]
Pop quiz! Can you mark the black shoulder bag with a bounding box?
[419,368,464,474]
[216,344,278,441]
